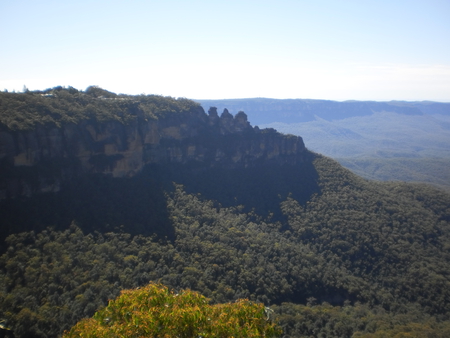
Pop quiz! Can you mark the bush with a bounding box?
[63,282,280,337]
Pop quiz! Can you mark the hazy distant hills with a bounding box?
[196,98,450,124]
[262,111,450,158]
[197,98,450,189]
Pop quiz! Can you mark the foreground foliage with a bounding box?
[63,282,280,338]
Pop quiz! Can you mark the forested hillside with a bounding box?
[1,88,450,337]
[1,156,450,337]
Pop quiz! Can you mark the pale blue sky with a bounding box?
[1,0,449,101]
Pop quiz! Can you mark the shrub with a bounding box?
[63,282,280,337]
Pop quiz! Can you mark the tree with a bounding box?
[63,282,280,338]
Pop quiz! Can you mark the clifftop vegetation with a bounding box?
[0,86,201,130]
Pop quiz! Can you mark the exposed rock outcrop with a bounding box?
[0,98,307,199]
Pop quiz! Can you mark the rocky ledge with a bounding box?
[0,91,307,199]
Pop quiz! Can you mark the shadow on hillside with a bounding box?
[0,173,174,252]
[0,154,320,252]
[152,156,320,224]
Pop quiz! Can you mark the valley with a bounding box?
[197,98,450,190]
[1,88,450,337]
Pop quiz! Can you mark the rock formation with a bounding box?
[0,91,307,199]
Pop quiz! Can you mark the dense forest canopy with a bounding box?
[1,156,450,337]
[1,87,450,337]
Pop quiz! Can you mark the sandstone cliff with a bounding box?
[0,89,307,199]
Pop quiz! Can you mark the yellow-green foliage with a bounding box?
[63,282,280,338]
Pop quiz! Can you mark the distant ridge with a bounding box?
[196,98,450,189]
[196,98,450,125]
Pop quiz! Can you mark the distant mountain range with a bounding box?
[196,98,450,189]
[195,98,450,124]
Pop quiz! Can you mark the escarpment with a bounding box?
[0,89,307,199]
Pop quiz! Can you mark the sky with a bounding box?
[1,0,449,101]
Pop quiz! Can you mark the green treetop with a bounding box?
[63,282,281,338]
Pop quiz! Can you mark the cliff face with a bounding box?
[0,103,306,199]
